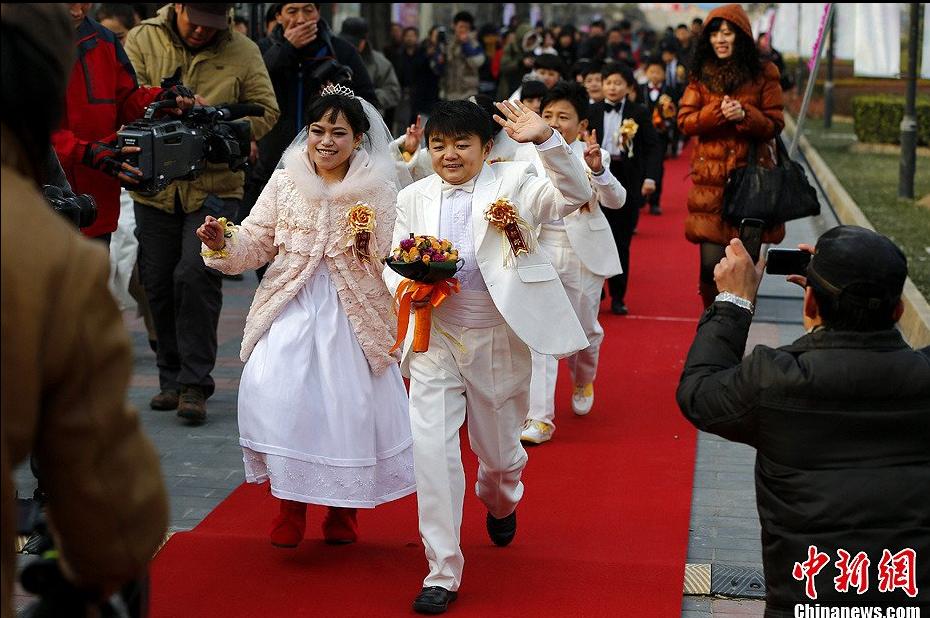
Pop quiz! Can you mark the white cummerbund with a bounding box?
[434,289,505,328]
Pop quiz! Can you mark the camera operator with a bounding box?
[51,3,195,243]
[123,4,280,424]
[2,5,168,617]
[247,3,377,230]
[677,228,930,616]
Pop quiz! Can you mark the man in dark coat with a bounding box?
[588,62,662,315]
[677,226,930,618]
[252,3,376,204]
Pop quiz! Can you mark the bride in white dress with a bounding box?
[197,86,415,548]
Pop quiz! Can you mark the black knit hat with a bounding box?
[807,226,908,309]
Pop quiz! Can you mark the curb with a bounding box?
[785,115,930,348]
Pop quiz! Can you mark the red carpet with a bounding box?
[150,147,701,617]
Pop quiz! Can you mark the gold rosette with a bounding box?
[200,217,237,259]
[485,198,537,266]
[614,118,639,158]
[346,202,377,268]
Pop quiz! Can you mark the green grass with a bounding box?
[800,120,930,300]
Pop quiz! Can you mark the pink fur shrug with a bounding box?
[203,149,400,374]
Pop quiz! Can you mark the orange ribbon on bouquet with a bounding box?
[390,278,461,353]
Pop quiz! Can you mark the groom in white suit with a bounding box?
[383,99,592,614]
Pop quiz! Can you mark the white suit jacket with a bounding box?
[383,132,592,357]
[515,141,626,277]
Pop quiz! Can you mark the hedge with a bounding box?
[852,95,930,145]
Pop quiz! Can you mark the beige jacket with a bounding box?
[203,149,401,375]
[123,5,280,213]
[1,158,168,618]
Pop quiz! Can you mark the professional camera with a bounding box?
[116,101,264,195]
[43,185,97,229]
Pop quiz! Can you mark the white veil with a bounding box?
[275,87,413,189]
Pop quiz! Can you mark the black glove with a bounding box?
[82,139,125,178]
[157,82,195,102]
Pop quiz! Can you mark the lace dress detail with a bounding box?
[242,446,416,508]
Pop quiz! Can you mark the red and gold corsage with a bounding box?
[485,198,537,266]
[345,202,377,268]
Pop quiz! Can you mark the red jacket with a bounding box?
[52,18,161,238]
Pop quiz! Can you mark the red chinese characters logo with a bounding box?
[793,546,919,600]
[877,548,918,598]
[793,545,831,600]
[833,550,870,594]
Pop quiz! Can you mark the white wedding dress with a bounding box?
[238,261,415,507]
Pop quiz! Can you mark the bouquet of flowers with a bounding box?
[385,234,463,353]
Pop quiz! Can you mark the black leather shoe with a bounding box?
[611,301,629,316]
[413,587,458,614]
[486,510,517,547]
[650,205,662,215]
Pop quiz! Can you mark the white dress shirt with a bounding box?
[600,97,627,158]
[438,131,563,291]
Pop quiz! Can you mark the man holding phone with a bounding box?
[676,225,930,616]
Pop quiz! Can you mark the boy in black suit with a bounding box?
[639,57,681,215]
[588,63,662,315]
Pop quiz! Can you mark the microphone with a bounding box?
[216,104,265,121]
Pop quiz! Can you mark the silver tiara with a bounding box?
[321,83,356,98]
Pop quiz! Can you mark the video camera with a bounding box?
[117,100,264,196]
[42,185,97,229]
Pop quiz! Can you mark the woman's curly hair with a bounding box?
[689,17,762,93]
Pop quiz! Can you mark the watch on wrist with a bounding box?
[715,291,754,315]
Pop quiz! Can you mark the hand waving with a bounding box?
[196,215,227,251]
[404,115,424,155]
[493,100,554,145]
[581,130,603,173]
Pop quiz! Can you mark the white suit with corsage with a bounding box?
[382,130,591,592]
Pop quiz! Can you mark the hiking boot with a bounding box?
[150,389,179,411]
[177,385,207,425]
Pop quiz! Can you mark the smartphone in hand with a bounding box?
[739,218,765,263]
[766,248,811,276]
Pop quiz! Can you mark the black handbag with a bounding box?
[721,135,820,226]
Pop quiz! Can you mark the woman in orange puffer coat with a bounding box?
[678,3,785,307]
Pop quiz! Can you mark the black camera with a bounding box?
[43,185,97,229]
[116,101,264,196]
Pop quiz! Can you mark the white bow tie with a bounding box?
[441,177,477,197]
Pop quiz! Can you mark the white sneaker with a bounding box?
[572,383,594,416]
[520,420,554,444]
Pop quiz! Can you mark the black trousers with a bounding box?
[645,134,670,210]
[605,159,643,304]
[605,202,641,306]
[134,194,239,397]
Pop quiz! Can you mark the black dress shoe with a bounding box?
[486,510,517,547]
[413,587,458,614]
[611,301,629,316]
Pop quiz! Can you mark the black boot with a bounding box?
[413,587,458,614]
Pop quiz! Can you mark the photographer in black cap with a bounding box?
[677,226,930,616]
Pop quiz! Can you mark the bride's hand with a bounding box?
[196,216,226,251]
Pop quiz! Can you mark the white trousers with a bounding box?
[528,229,606,426]
[408,311,531,591]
